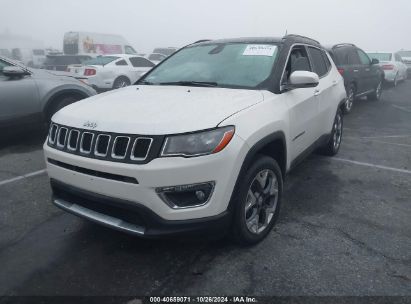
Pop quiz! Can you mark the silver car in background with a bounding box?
[367,51,408,86]
[0,56,96,131]
[398,50,411,78]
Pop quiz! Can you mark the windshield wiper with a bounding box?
[158,81,218,87]
[138,80,154,85]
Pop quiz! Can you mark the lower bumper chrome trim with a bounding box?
[54,198,146,235]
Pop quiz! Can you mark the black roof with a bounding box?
[192,34,321,47]
[326,43,357,50]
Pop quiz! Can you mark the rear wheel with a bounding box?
[319,108,343,156]
[368,80,383,101]
[231,155,283,246]
[113,76,131,89]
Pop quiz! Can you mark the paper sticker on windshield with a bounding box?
[243,45,277,57]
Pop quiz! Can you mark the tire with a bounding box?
[393,74,398,87]
[368,80,383,101]
[46,96,81,125]
[112,76,131,89]
[318,108,343,156]
[343,84,355,114]
[231,155,283,246]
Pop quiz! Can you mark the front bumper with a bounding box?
[44,133,248,222]
[51,179,231,237]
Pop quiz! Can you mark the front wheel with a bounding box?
[343,84,355,114]
[231,155,283,246]
[46,96,80,125]
[318,108,343,156]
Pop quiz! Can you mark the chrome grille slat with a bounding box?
[94,134,111,157]
[49,124,58,145]
[80,132,94,154]
[67,130,80,151]
[131,137,153,161]
[47,124,155,164]
[111,136,131,159]
[57,127,68,148]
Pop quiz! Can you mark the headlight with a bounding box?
[161,126,235,157]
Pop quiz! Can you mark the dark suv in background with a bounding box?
[327,43,384,114]
[43,55,92,71]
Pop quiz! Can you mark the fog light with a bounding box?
[156,182,215,209]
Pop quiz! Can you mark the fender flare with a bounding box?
[226,131,287,212]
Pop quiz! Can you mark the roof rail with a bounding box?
[193,39,212,44]
[333,43,356,48]
[283,34,320,45]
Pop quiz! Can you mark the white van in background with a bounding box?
[63,32,137,57]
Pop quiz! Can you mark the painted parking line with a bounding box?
[392,104,411,113]
[0,169,47,187]
[331,158,411,175]
[344,136,411,148]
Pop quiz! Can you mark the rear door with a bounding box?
[356,48,378,92]
[346,47,367,94]
[0,59,40,127]
[307,47,336,136]
[128,57,155,82]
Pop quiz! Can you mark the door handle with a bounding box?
[365,68,370,72]
[314,89,321,96]
[332,80,338,86]
[353,69,359,73]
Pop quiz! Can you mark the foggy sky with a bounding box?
[1,0,410,53]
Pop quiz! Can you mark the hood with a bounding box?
[53,85,264,135]
[32,68,80,81]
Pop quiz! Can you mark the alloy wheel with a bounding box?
[376,81,382,99]
[346,87,355,112]
[245,169,279,234]
[333,112,343,150]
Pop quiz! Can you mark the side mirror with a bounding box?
[371,58,379,65]
[3,66,28,78]
[288,71,319,89]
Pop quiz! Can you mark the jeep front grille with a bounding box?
[48,123,163,164]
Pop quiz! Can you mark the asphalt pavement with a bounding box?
[0,81,410,297]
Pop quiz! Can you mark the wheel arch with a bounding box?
[227,131,287,212]
[43,89,89,121]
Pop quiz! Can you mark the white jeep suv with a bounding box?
[44,35,346,245]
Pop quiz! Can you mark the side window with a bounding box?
[348,49,361,65]
[308,47,328,77]
[125,46,136,55]
[395,54,402,62]
[0,59,11,75]
[115,59,128,66]
[129,57,155,68]
[357,49,371,65]
[334,48,349,65]
[283,46,312,83]
[323,51,332,71]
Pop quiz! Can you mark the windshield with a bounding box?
[398,51,411,57]
[367,53,392,61]
[143,43,279,89]
[83,56,119,66]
